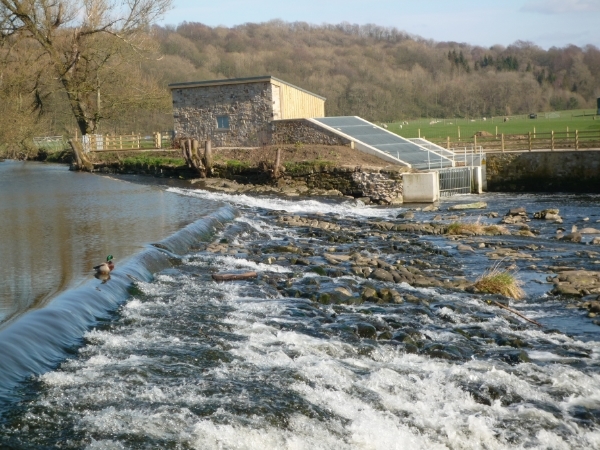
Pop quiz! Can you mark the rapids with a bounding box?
[1,165,599,449]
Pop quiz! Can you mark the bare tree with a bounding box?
[0,0,172,135]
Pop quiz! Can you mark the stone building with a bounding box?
[169,76,326,147]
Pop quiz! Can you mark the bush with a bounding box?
[474,265,524,299]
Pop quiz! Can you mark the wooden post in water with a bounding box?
[273,147,282,178]
[551,130,554,151]
[528,132,532,151]
[576,130,579,150]
[203,139,212,176]
[501,133,505,152]
[185,139,192,167]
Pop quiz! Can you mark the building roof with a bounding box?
[168,75,326,100]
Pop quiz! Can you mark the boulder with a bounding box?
[355,322,377,339]
[448,202,488,211]
[368,268,395,282]
[533,209,560,220]
[579,228,600,234]
[507,207,527,216]
[559,232,582,243]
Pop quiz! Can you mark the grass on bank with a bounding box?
[474,265,525,300]
[387,108,599,140]
[121,155,185,167]
[283,160,333,176]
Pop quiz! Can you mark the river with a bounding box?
[0,161,599,449]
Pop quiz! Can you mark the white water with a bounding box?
[4,190,600,449]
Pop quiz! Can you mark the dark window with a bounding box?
[217,116,230,129]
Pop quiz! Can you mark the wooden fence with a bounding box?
[80,132,171,152]
[430,129,600,152]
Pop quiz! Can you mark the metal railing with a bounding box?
[79,132,172,153]
[437,167,473,197]
[33,136,68,152]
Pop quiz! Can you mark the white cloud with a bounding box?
[522,0,600,14]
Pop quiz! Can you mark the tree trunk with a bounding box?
[69,139,93,172]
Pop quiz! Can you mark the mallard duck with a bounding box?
[94,255,114,274]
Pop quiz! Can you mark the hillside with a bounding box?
[146,21,600,123]
[1,20,599,151]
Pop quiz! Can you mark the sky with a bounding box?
[160,0,599,49]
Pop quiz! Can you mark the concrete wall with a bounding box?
[486,151,600,192]
[402,172,439,203]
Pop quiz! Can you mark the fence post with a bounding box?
[576,130,579,150]
[501,133,504,152]
[528,132,532,151]
[418,128,421,138]
[446,136,450,149]
[119,135,123,150]
[551,130,554,151]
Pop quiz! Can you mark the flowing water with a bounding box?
[1,161,599,449]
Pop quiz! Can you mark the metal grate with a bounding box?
[438,167,472,197]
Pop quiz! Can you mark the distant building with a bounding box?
[169,76,326,147]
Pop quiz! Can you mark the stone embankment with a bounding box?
[486,151,600,192]
[193,165,406,204]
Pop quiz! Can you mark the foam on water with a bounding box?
[167,187,402,219]
[9,257,598,449]
[3,191,600,448]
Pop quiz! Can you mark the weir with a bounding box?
[0,204,238,413]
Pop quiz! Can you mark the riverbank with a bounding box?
[63,144,411,204]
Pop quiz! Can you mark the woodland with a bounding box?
[1,13,599,151]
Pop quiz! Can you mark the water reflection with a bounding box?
[0,161,219,326]
[94,273,111,284]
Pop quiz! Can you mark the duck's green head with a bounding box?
[107,255,113,262]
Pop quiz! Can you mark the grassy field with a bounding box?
[386,109,600,140]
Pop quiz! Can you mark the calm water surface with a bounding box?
[0,161,218,325]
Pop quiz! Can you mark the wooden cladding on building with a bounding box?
[271,80,325,120]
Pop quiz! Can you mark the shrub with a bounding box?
[474,265,524,299]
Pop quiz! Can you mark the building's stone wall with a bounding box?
[486,151,600,192]
[172,82,275,147]
[271,119,352,146]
